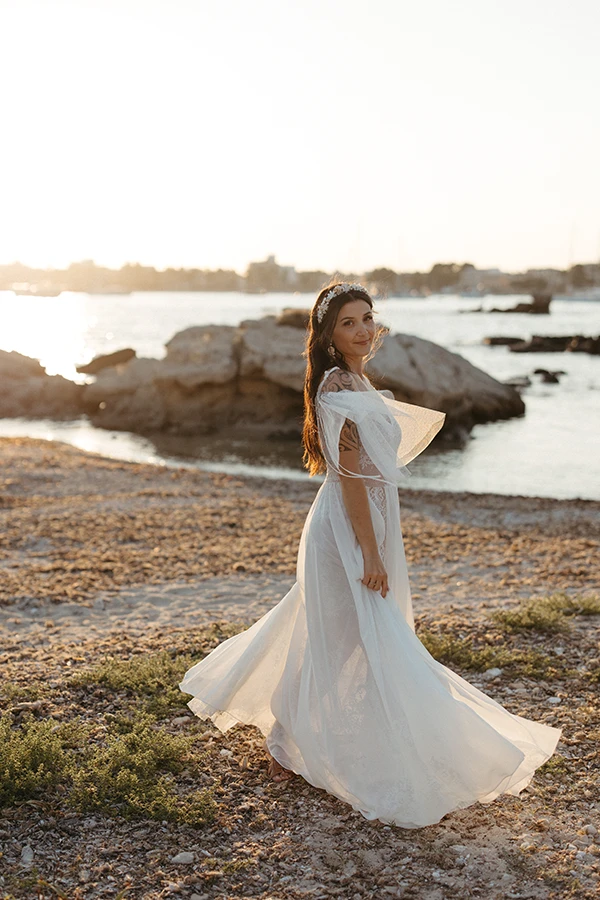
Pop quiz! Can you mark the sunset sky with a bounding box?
[1,0,599,274]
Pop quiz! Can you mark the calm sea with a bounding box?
[1,291,599,501]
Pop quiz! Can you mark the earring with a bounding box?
[328,344,337,357]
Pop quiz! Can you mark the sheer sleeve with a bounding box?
[316,366,445,486]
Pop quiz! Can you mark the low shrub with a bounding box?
[69,713,215,825]
[0,711,216,825]
[490,592,600,634]
[418,629,562,679]
[71,651,198,716]
[0,714,67,807]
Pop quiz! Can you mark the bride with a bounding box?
[180,281,562,829]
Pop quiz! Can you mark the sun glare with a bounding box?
[1,293,92,380]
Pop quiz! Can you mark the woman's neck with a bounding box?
[344,356,365,376]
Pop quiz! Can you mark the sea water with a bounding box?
[1,291,599,500]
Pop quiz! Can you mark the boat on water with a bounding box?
[11,286,63,297]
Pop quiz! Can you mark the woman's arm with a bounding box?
[338,418,389,598]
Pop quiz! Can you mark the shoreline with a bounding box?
[2,419,600,503]
[2,436,598,629]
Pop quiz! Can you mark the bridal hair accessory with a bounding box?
[316,282,368,323]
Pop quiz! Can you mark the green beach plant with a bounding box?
[0,710,216,825]
[417,629,564,680]
[490,592,600,634]
[68,713,216,825]
[0,714,67,807]
[71,650,198,716]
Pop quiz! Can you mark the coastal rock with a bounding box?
[3,316,526,440]
[163,326,238,384]
[489,292,552,314]
[156,326,239,433]
[82,330,240,434]
[0,349,82,418]
[76,347,136,375]
[483,336,524,346]
[276,307,311,329]
[239,317,307,391]
[509,334,600,354]
[82,358,168,432]
[534,368,564,384]
[366,333,525,431]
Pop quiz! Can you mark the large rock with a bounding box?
[239,317,306,391]
[76,347,136,375]
[3,316,526,442]
[82,329,239,434]
[366,333,525,434]
[508,334,600,354]
[163,326,238,384]
[0,350,82,418]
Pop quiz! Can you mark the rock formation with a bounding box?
[508,335,600,354]
[366,333,524,437]
[80,314,525,440]
[489,292,552,314]
[1,314,527,442]
[485,334,600,354]
[0,350,82,418]
[76,348,136,375]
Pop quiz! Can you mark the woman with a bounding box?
[180,281,561,829]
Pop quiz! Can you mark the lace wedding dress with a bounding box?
[180,366,561,829]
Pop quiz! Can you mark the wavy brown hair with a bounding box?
[301,281,387,476]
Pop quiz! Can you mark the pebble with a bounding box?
[547,696,562,705]
[20,845,34,866]
[584,824,598,836]
[483,667,503,679]
[171,851,195,864]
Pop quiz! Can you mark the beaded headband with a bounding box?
[316,282,369,324]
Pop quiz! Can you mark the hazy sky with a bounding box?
[1,0,599,274]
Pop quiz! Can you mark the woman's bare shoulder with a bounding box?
[319,367,361,394]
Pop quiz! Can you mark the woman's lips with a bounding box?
[354,339,371,346]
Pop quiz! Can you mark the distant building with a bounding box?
[294,270,330,293]
[246,255,298,292]
[457,267,511,294]
[521,268,566,292]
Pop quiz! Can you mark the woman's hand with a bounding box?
[361,552,389,598]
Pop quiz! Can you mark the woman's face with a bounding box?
[331,299,376,361]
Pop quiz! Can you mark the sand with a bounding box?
[1,437,599,899]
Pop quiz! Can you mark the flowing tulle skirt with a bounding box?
[180,479,561,829]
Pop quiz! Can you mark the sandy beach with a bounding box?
[1,437,599,899]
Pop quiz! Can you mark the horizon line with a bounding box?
[1,257,599,276]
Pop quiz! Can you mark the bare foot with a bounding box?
[262,739,294,783]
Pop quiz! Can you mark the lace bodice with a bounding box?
[317,366,390,557]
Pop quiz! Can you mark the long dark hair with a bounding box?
[301,281,386,476]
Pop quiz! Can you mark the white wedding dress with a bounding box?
[180,366,562,829]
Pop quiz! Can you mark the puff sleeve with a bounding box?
[316,367,445,487]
